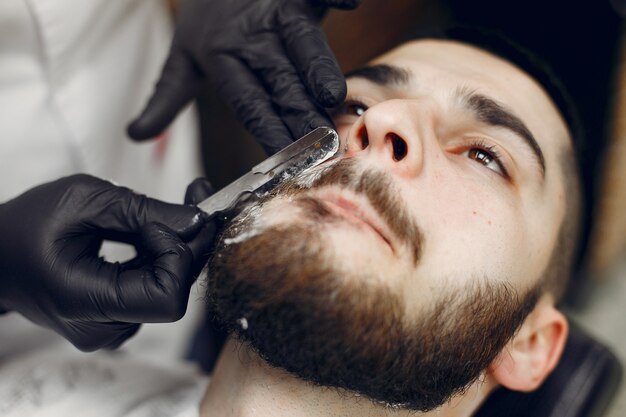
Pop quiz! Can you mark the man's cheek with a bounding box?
[255,198,307,227]
[334,123,354,151]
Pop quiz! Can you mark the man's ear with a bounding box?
[487,294,568,392]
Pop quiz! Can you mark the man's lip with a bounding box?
[317,192,395,253]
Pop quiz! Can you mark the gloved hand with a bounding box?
[127,0,361,154]
[0,174,216,351]
[183,177,218,277]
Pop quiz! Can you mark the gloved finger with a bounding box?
[127,47,203,141]
[244,35,334,140]
[101,195,204,241]
[209,54,293,154]
[126,197,205,241]
[65,321,140,352]
[187,221,217,277]
[119,252,150,271]
[75,176,205,240]
[104,222,195,323]
[278,7,347,108]
[100,323,141,351]
[185,177,215,206]
[184,178,217,275]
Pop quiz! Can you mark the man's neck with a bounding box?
[199,338,497,417]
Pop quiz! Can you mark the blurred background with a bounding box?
[194,1,626,415]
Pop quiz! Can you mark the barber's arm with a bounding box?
[0,174,215,352]
[128,0,361,154]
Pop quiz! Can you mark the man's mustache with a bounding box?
[278,158,423,265]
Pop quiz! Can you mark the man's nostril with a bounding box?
[359,127,369,149]
[389,133,407,161]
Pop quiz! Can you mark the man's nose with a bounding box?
[344,99,433,178]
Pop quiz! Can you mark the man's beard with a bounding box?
[206,158,541,411]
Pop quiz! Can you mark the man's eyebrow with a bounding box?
[344,64,411,86]
[344,65,546,177]
[457,88,546,177]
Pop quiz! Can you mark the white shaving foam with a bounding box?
[293,158,341,189]
[237,317,249,330]
[223,229,261,245]
[222,204,264,245]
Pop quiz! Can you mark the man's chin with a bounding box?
[207,222,435,411]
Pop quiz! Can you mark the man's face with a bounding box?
[331,39,569,307]
[207,40,570,410]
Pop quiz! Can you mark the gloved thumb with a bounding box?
[185,177,215,206]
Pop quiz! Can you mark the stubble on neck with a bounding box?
[198,338,498,417]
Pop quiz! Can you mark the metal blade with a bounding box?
[197,127,339,217]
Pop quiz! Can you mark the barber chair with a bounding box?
[474,322,622,417]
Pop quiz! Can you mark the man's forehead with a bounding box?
[368,40,551,109]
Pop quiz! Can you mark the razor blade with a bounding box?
[197,127,340,218]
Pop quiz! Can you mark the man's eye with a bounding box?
[462,144,508,177]
[333,100,368,118]
[346,102,367,117]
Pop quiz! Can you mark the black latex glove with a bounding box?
[0,174,216,352]
[127,0,361,154]
[183,177,218,277]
